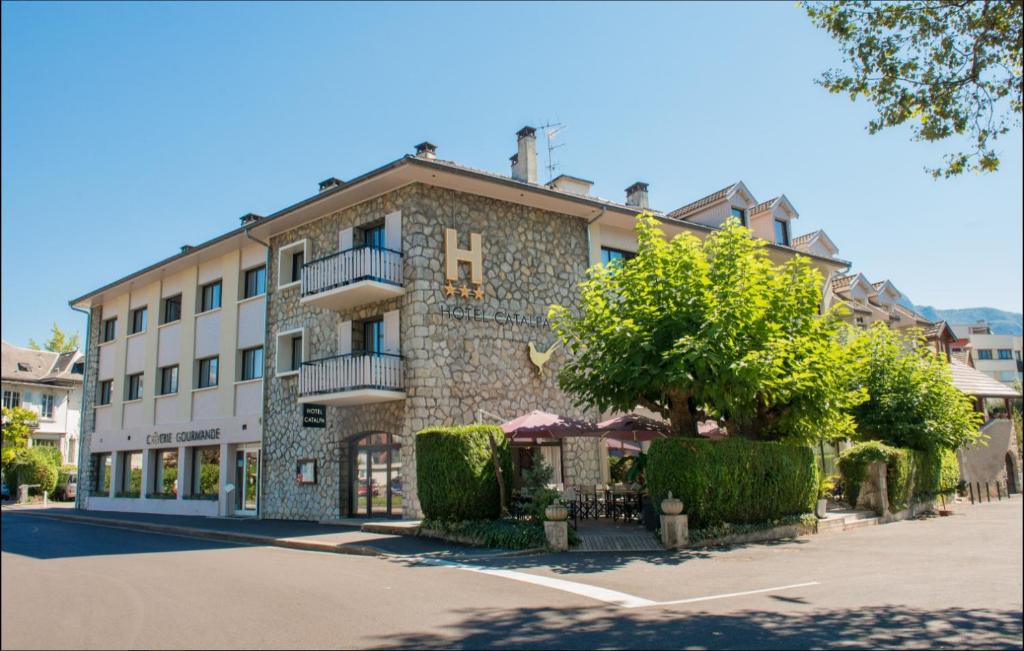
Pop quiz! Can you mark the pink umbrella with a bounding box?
[605,438,643,453]
[501,410,598,442]
[597,413,671,441]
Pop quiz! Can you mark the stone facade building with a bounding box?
[70,127,852,520]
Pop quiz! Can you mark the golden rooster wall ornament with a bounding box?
[528,340,560,378]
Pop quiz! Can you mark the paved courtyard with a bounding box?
[2,498,1021,649]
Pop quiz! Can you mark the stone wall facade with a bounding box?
[262,183,605,520]
[75,306,103,510]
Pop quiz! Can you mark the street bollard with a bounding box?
[969,483,975,504]
[985,482,991,502]
[43,490,48,507]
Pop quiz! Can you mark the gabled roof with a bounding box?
[949,359,1021,398]
[748,194,798,220]
[832,272,875,296]
[842,300,873,315]
[891,303,932,325]
[666,181,754,220]
[925,320,957,341]
[1,341,83,386]
[792,229,840,257]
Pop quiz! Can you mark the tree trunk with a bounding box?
[488,432,509,517]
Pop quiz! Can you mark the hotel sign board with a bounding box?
[145,428,221,447]
[302,404,327,428]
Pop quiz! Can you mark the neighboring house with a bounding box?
[822,272,935,334]
[1,341,83,465]
[951,321,1023,387]
[70,126,851,520]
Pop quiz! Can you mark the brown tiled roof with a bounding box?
[892,303,931,324]
[952,350,973,366]
[843,300,873,315]
[949,359,1021,398]
[1,341,83,385]
[791,230,820,247]
[749,197,778,216]
[666,183,737,220]
[831,274,855,292]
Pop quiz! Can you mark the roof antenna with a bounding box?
[539,122,566,182]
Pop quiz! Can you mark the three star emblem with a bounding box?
[444,282,484,300]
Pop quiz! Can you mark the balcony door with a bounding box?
[350,432,402,517]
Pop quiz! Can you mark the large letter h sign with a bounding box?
[444,228,483,284]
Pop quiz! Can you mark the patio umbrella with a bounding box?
[605,438,643,453]
[597,413,671,441]
[501,410,598,442]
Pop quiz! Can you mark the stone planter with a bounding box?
[816,498,828,518]
[545,500,569,522]
[661,491,684,516]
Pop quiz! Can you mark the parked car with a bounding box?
[54,471,77,501]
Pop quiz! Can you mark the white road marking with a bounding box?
[416,558,820,609]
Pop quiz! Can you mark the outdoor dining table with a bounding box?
[573,488,645,524]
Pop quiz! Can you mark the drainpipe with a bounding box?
[584,207,607,267]
[70,304,91,511]
[244,226,270,519]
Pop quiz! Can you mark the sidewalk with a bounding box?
[0,506,517,560]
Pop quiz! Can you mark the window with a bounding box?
[999,370,1017,382]
[161,294,182,324]
[72,361,84,374]
[362,223,386,249]
[40,394,54,419]
[118,451,143,497]
[2,390,21,409]
[276,329,305,375]
[97,380,113,406]
[730,207,747,226]
[33,438,57,448]
[152,449,178,496]
[101,317,117,343]
[199,281,222,312]
[291,336,303,370]
[197,356,219,389]
[92,453,112,493]
[126,373,144,401]
[978,349,994,360]
[241,347,264,381]
[243,265,267,299]
[774,219,790,246]
[600,247,636,266]
[159,365,179,395]
[129,307,148,334]
[998,349,1013,360]
[192,446,220,497]
[362,319,384,354]
[278,240,307,288]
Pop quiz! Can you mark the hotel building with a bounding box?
[71,127,850,520]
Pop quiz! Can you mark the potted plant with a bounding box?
[816,476,834,518]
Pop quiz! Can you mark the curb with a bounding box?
[7,510,388,558]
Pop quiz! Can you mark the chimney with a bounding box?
[414,141,437,159]
[511,126,537,183]
[318,177,343,193]
[180,244,193,253]
[625,182,649,209]
[239,212,264,227]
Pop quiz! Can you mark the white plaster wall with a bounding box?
[235,381,262,416]
[123,401,145,428]
[129,293,149,309]
[197,259,222,285]
[194,312,221,359]
[95,405,113,432]
[192,389,219,420]
[162,274,184,299]
[686,201,731,228]
[155,395,179,425]
[599,226,637,252]
[125,335,147,374]
[157,323,181,367]
[88,495,219,516]
[98,344,116,380]
[237,298,265,349]
[241,243,265,270]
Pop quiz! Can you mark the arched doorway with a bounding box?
[349,432,402,517]
[1006,453,1019,494]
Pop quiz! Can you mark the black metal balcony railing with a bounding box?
[299,352,404,397]
[301,245,403,297]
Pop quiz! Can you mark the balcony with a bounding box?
[298,352,405,406]
[300,246,404,311]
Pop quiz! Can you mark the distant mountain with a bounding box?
[912,306,1023,336]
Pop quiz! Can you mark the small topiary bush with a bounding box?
[646,437,818,528]
[416,424,512,521]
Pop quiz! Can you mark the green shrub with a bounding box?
[521,449,558,523]
[9,447,59,495]
[911,448,960,501]
[421,519,550,549]
[645,437,818,528]
[36,445,63,468]
[416,424,512,521]
[836,441,913,510]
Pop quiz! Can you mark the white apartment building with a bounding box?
[953,322,1023,387]
[1,341,84,465]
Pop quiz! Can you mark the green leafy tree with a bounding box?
[804,0,1023,178]
[1,406,37,466]
[549,215,864,440]
[846,323,983,451]
[28,322,80,353]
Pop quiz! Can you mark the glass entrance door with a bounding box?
[234,447,259,516]
[350,433,402,517]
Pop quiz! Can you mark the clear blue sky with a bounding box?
[3,1,1021,348]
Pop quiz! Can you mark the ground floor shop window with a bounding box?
[349,432,401,517]
[512,443,564,488]
[91,453,111,494]
[151,449,178,497]
[117,451,142,497]
[191,446,220,498]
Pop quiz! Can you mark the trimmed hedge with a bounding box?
[911,448,960,501]
[646,437,818,528]
[416,424,512,521]
[838,442,961,511]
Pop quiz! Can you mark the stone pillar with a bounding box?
[140,449,154,500]
[661,514,689,550]
[544,521,568,552]
[219,443,232,516]
[177,446,190,500]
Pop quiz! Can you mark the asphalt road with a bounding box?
[2,499,1021,650]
